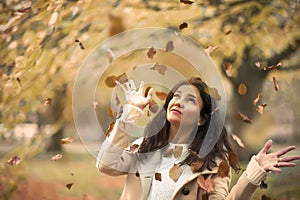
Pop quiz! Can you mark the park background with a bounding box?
[0,0,300,199]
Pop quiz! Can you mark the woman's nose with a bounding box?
[174,100,183,108]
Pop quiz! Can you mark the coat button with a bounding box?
[135,171,140,177]
[182,188,190,195]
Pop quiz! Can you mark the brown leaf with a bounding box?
[61,137,73,145]
[253,92,262,105]
[236,112,253,124]
[180,0,194,4]
[197,175,206,190]
[256,103,267,115]
[272,77,279,91]
[166,40,174,52]
[197,175,215,193]
[255,61,261,68]
[263,62,281,71]
[105,122,115,137]
[147,47,156,59]
[65,183,74,190]
[217,159,230,178]
[174,146,183,159]
[150,63,167,75]
[105,73,128,88]
[228,150,239,167]
[190,160,203,172]
[169,164,182,182]
[155,173,162,181]
[231,133,244,148]
[225,30,232,35]
[107,106,114,119]
[44,98,52,106]
[155,91,168,101]
[261,194,271,200]
[237,83,247,95]
[204,46,219,56]
[75,39,85,50]
[51,154,63,161]
[179,22,188,30]
[223,62,233,77]
[7,156,21,166]
[129,144,139,153]
[163,148,173,157]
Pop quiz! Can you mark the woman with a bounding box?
[97,77,300,200]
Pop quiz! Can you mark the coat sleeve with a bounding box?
[208,156,267,200]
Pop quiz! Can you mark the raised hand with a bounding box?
[255,140,300,173]
[115,80,153,110]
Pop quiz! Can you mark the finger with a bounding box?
[129,80,136,91]
[279,156,300,162]
[260,140,273,154]
[276,146,296,157]
[138,81,144,93]
[276,162,296,168]
[146,88,154,100]
[115,80,127,93]
[268,166,282,173]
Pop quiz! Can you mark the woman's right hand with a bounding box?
[115,80,153,110]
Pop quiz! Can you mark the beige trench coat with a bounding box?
[97,121,267,200]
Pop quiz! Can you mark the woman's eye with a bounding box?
[188,98,196,103]
[173,93,180,98]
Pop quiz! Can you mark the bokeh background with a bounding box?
[0,0,300,199]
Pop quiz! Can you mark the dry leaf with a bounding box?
[190,160,203,172]
[155,173,162,181]
[169,164,182,182]
[273,77,279,91]
[179,22,188,30]
[256,103,267,115]
[61,137,73,144]
[236,112,253,124]
[263,62,281,71]
[231,133,244,148]
[7,156,21,166]
[217,160,230,178]
[163,148,173,157]
[150,63,167,75]
[105,73,128,88]
[166,40,174,52]
[65,183,74,190]
[223,62,233,77]
[225,30,232,35]
[237,83,247,95]
[44,97,52,106]
[204,46,219,56]
[129,144,139,153]
[105,122,115,137]
[147,47,156,59]
[155,91,168,101]
[197,175,206,190]
[180,0,194,4]
[228,150,239,167]
[210,106,220,115]
[51,154,63,161]
[174,146,183,159]
[253,92,262,105]
[197,175,215,193]
[255,61,261,68]
[107,106,114,119]
[75,39,85,50]
[261,194,271,200]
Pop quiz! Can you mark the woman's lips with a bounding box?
[170,108,182,115]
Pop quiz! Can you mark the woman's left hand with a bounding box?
[256,140,300,173]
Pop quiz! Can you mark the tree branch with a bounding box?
[277,64,300,71]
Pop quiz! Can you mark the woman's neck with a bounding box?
[168,124,197,144]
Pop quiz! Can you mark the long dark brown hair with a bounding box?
[138,77,240,172]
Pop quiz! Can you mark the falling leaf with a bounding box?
[7,156,21,166]
[65,183,74,190]
[105,73,128,87]
[263,62,281,71]
[150,63,167,75]
[129,144,139,153]
[228,150,239,167]
[204,46,219,56]
[75,39,85,50]
[190,160,203,173]
[255,61,261,68]
[155,91,168,101]
[44,97,52,106]
[70,173,74,176]
[256,103,267,115]
[169,164,182,182]
[225,30,232,35]
[106,48,115,63]
[236,112,253,124]
[231,133,245,148]
[179,22,188,30]
[197,175,215,193]
[51,154,63,161]
[253,92,262,105]
[197,175,206,190]
[260,180,268,189]
[217,159,230,178]
[164,148,173,157]
[210,106,220,115]
[155,173,162,181]
[223,62,233,77]
[273,77,279,91]
[147,47,156,59]
[166,40,174,52]
[48,12,58,26]
[180,0,194,4]
[261,194,271,200]
[107,106,114,119]
[61,137,73,144]
[105,122,115,137]
[237,83,247,95]
[174,146,183,159]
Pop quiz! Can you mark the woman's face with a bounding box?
[167,84,203,128]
